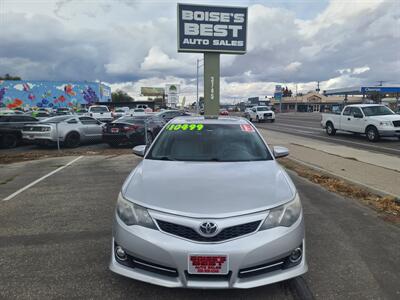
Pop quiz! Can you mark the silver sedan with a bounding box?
[22,115,103,148]
[110,116,307,288]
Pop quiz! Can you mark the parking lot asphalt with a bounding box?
[255,113,400,157]
[1,155,399,299]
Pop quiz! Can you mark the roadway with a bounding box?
[255,113,400,157]
[1,155,399,299]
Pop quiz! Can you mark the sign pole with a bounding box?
[203,52,220,116]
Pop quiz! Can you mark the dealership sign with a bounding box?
[177,3,247,54]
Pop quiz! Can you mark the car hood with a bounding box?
[122,160,296,218]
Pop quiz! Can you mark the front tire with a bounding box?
[256,116,260,123]
[64,132,80,148]
[366,126,380,142]
[326,122,336,136]
[271,119,275,123]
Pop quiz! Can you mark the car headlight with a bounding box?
[260,194,302,230]
[116,193,156,229]
[379,121,392,127]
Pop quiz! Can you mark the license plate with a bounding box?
[111,128,119,133]
[188,255,229,275]
[27,135,35,139]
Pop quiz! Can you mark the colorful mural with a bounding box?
[0,80,111,110]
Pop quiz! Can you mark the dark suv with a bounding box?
[0,115,38,148]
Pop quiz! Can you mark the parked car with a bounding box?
[0,115,39,148]
[156,110,191,122]
[0,109,21,115]
[113,107,130,119]
[248,106,275,123]
[75,108,88,116]
[110,117,306,288]
[128,108,146,116]
[321,104,400,142]
[56,107,72,115]
[22,115,103,148]
[88,105,113,122]
[32,110,53,120]
[103,115,165,147]
[219,109,229,116]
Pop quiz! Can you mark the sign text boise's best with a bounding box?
[177,4,247,54]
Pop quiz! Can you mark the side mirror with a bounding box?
[353,113,363,119]
[132,145,146,157]
[273,146,289,158]
[67,119,78,124]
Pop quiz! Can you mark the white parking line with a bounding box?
[2,156,83,202]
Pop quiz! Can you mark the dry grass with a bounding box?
[280,158,400,224]
[0,147,132,164]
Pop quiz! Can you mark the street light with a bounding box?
[196,58,204,114]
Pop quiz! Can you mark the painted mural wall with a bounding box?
[0,81,111,110]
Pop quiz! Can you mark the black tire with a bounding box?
[256,116,260,123]
[2,134,18,148]
[326,122,336,136]
[366,126,380,142]
[64,132,80,148]
[271,119,275,123]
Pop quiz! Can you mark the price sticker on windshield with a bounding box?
[167,124,204,131]
[240,124,254,132]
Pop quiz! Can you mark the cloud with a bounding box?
[140,47,187,71]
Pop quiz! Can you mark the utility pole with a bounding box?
[196,58,199,114]
[295,84,298,113]
[196,58,203,114]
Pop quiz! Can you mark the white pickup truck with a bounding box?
[247,106,275,123]
[321,104,400,142]
[88,105,113,122]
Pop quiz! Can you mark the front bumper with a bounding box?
[110,215,307,289]
[378,128,400,137]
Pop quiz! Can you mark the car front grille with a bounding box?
[393,120,400,127]
[264,113,272,117]
[156,220,261,242]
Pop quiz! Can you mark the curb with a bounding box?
[286,157,399,199]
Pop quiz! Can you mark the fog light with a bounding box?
[115,246,127,261]
[289,247,302,263]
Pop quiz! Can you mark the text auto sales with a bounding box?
[181,10,245,47]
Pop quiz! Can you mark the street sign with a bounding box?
[177,3,247,54]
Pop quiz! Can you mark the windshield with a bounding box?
[147,124,273,162]
[90,107,108,113]
[41,116,71,123]
[362,106,394,116]
[257,107,269,111]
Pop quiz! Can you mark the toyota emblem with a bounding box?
[199,222,218,236]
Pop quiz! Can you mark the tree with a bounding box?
[282,86,293,97]
[0,74,22,80]
[112,90,133,103]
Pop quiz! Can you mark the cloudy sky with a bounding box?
[1,0,399,103]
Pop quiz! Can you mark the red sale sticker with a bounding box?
[240,124,255,132]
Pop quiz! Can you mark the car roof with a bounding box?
[346,104,385,107]
[170,116,249,125]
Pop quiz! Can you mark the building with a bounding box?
[0,80,111,110]
[272,91,363,113]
